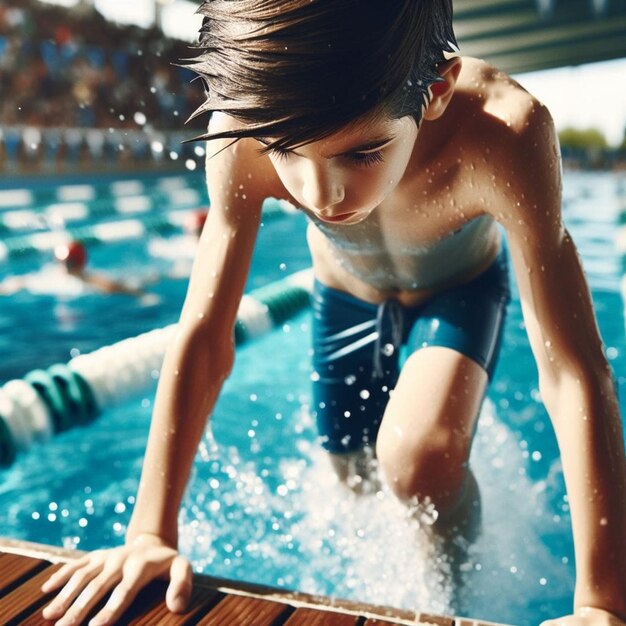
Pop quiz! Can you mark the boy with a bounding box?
[41,2,625,625]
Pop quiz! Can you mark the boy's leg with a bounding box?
[376,249,511,519]
[376,346,487,517]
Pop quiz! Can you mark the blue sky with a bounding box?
[38,0,626,146]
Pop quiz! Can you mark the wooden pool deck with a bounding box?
[0,538,509,626]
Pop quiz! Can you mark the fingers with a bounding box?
[85,551,177,626]
[165,556,193,613]
[87,582,135,626]
[42,560,105,622]
[53,567,123,626]
[40,544,185,626]
[40,553,95,593]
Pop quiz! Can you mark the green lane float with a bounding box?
[0,268,313,467]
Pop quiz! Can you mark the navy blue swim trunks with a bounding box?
[311,248,511,453]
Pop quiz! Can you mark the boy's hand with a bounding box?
[540,607,626,626]
[40,533,192,626]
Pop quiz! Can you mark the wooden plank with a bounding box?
[415,614,455,626]
[122,584,224,625]
[0,536,86,563]
[196,593,292,625]
[284,607,360,626]
[0,562,64,624]
[365,616,454,626]
[0,545,514,626]
[0,553,49,595]
[193,574,417,624]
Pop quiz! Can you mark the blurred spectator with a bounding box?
[0,0,205,132]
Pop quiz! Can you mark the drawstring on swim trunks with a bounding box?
[372,299,404,378]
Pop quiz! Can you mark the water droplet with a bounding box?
[344,375,356,385]
[359,389,370,400]
[382,343,395,356]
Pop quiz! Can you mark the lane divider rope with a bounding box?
[0,187,206,234]
[0,174,201,213]
[0,199,296,265]
[0,267,313,467]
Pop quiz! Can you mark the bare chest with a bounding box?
[307,159,500,300]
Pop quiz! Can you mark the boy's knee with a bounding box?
[376,428,468,515]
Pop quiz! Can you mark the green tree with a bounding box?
[558,127,608,151]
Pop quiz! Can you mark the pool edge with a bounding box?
[0,537,513,626]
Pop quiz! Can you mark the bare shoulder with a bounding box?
[205,113,286,208]
[458,56,542,132]
[455,58,561,223]
[455,57,555,155]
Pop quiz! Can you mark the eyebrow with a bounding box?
[257,136,394,158]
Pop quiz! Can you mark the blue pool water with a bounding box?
[0,170,625,625]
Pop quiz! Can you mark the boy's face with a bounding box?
[259,115,418,225]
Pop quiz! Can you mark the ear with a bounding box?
[422,57,463,121]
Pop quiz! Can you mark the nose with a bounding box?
[301,164,345,213]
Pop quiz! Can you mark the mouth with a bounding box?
[318,211,359,223]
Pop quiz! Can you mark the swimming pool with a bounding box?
[0,169,624,625]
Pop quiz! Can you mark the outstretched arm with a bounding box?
[493,105,626,623]
[82,272,146,296]
[0,275,27,295]
[41,114,279,626]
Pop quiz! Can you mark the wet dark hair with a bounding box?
[185,0,458,152]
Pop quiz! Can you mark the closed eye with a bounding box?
[267,146,292,161]
[257,139,386,167]
[265,146,384,167]
[345,150,384,167]
[255,141,293,161]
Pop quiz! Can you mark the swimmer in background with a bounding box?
[42,2,625,626]
[0,241,147,297]
[184,209,208,239]
[147,209,209,279]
